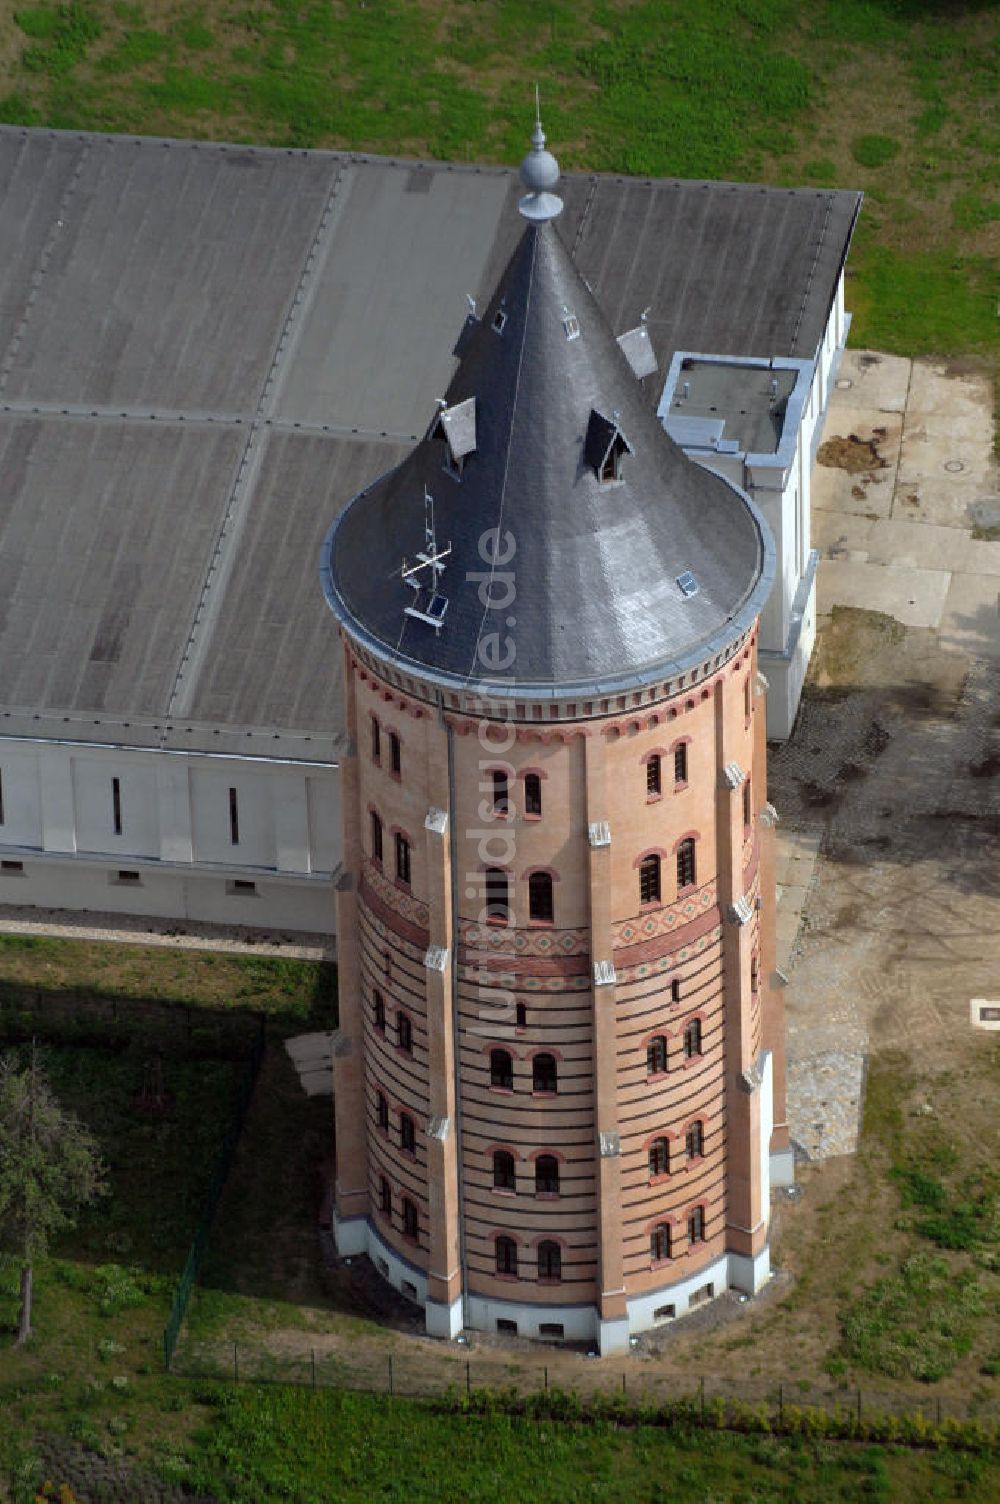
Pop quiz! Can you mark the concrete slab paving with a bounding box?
[906,358,994,421]
[817,559,951,628]
[865,518,973,572]
[829,349,911,412]
[937,572,1000,658]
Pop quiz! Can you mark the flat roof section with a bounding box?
[666,359,799,455]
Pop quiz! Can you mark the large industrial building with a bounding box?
[321,120,787,1350]
[0,123,859,937]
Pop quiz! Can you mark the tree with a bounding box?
[0,1047,107,1344]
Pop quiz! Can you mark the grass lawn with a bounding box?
[0,1,996,359]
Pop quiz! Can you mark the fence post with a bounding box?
[234,1343,239,1383]
[388,1353,394,1396]
[544,1366,548,1392]
[622,1371,627,1396]
[312,1349,316,1389]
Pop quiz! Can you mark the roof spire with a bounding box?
[518,89,563,223]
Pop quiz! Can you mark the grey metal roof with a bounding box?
[0,126,859,755]
[324,220,774,696]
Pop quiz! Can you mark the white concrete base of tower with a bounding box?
[597,1315,631,1356]
[625,1251,733,1335]
[464,1293,597,1345]
[330,1210,368,1258]
[727,1246,772,1297]
[770,1146,796,1188]
[425,1295,464,1340]
[759,551,818,740]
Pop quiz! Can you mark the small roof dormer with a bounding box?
[432,396,476,476]
[585,408,633,482]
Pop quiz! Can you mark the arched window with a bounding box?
[491,769,509,815]
[524,773,542,816]
[400,1112,415,1153]
[646,1036,667,1075]
[686,1120,704,1158]
[677,838,696,890]
[376,1091,389,1131]
[683,1018,702,1059]
[535,1155,560,1195]
[373,989,385,1033]
[370,809,383,863]
[379,1176,391,1217]
[650,1223,671,1262]
[403,1198,419,1241]
[485,867,510,923]
[538,1241,562,1282]
[674,743,688,785]
[528,871,554,923]
[493,1149,516,1191]
[532,1053,557,1094]
[646,755,662,796]
[639,854,661,905]
[688,1206,706,1244]
[389,731,402,777]
[489,1048,513,1091]
[648,1137,669,1178]
[370,715,381,763]
[397,1011,413,1054]
[495,1235,518,1277]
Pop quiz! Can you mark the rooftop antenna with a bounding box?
[518,88,563,223]
[466,293,478,319]
[402,487,452,632]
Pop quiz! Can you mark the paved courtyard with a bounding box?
[773,349,1000,1160]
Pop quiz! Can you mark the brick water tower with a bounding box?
[320,117,788,1354]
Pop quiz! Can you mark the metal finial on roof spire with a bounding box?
[518,89,563,223]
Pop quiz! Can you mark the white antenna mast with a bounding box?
[402,487,452,632]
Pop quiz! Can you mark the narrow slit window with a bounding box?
[674,743,688,784]
[402,1198,419,1241]
[380,1176,391,1218]
[400,1111,415,1152]
[371,715,381,763]
[524,773,542,816]
[376,1091,389,1131]
[646,756,661,796]
[492,769,509,815]
[515,1002,527,1029]
[373,989,385,1033]
[397,1012,413,1054]
[112,776,122,836]
[229,786,239,845]
[683,1018,703,1059]
[743,778,752,827]
[395,832,411,885]
[371,809,383,863]
[389,731,402,777]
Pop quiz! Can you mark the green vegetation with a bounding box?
[172,1387,1000,1503]
[0,1,996,356]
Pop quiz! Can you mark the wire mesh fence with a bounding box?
[170,1333,1000,1434]
[162,1019,266,1369]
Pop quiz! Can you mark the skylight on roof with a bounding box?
[676,571,699,598]
[492,309,507,334]
[562,311,580,341]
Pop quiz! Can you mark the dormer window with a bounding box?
[431,397,476,479]
[492,309,507,335]
[677,571,699,598]
[562,308,580,341]
[585,409,633,484]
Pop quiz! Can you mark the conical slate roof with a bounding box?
[322,214,774,699]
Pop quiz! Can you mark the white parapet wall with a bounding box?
[0,735,341,935]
